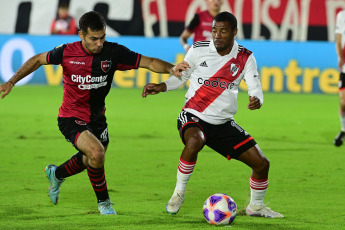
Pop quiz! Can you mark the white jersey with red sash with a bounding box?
[180,40,263,125]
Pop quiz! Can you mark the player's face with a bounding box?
[79,27,106,54]
[208,0,224,11]
[212,21,237,56]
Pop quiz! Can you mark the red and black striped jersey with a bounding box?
[47,41,141,122]
[186,11,214,43]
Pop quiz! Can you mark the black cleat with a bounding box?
[334,131,345,146]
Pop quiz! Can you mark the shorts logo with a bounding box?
[191,117,199,122]
[231,120,243,132]
[101,60,112,73]
[100,128,108,142]
[75,120,87,125]
[230,63,240,76]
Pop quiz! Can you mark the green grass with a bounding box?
[0,85,344,229]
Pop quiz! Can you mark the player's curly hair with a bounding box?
[214,11,237,30]
[79,11,106,34]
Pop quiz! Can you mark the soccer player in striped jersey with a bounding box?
[142,11,283,218]
[0,11,189,215]
[334,9,345,146]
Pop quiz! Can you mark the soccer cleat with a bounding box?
[246,203,284,218]
[166,190,185,214]
[334,131,345,146]
[98,199,117,215]
[45,164,65,205]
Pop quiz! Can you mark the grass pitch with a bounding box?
[0,85,344,230]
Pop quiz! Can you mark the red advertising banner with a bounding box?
[141,0,345,41]
[2,0,345,41]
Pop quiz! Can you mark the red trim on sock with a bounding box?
[178,157,196,174]
[65,165,72,175]
[179,157,196,165]
[250,175,268,190]
[250,175,268,182]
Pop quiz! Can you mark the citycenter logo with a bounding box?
[71,74,108,90]
[198,77,234,89]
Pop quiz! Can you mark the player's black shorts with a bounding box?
[58,116,109,150]
[339,72,345,90]
[177,110,256,160]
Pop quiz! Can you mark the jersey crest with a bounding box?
[101,60,112,73]
[230,63,240,76]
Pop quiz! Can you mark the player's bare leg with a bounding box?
[238,145,283,218]
[77,130,116,215]
[334,89,345,146]
[166,127,204,214]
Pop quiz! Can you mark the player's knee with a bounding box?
[257,157,270,173]
[88,145,105,167]
[185,134,204,153]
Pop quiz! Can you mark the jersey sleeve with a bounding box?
[186,13,200,32]
[46,44,66,65]
[164,45,197,91]
[243,54,264,104]
[181,44,197,81]
[115,44,141,71]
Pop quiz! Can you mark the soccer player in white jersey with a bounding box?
[334,9,345,146]
[142,12,283,218]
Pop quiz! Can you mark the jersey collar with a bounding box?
[80,41,93,55]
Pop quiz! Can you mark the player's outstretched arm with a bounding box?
[139,55,190,77]
[141,83,167,98]
[0,52,48,100]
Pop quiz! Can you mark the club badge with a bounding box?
[101,60,112,73]
[230,63,240,76]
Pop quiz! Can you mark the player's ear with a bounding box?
[233,28,238,37]
[78,30,84,40]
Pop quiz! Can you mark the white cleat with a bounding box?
[166,190,185,214]
[246,203,284,218]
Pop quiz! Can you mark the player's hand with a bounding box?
[0,82,14,100]
[248,96,261,110]
[142,83,167,98]
[170,61,190,77]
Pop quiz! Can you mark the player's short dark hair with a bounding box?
[214,12,237,30]
[79,11,106,34]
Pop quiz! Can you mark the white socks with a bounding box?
[174,157,196,191]
[249,175,268,205]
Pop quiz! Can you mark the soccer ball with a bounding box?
[203,193,237,225]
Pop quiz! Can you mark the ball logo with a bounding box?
[230,63,240,76]
[101,60,112,73]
